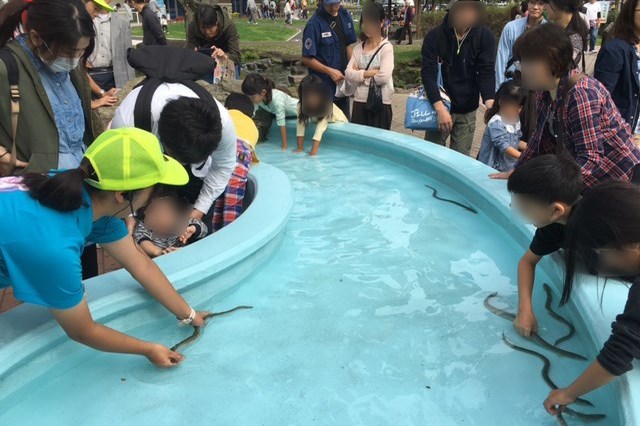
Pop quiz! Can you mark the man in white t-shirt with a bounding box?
[583,0,601,52]
[112,84,237,222]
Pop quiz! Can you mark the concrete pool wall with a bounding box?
[0,122,637,424]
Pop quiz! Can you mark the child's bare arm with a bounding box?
[518,140,527,151]
[504,146,522,159]
[139,240,163,258]
[280,126,288,150]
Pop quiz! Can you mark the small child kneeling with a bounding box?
[296,75,348,156]
[133,194,208,258]
[477,81,527,172]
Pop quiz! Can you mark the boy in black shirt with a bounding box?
[507,154,582,337]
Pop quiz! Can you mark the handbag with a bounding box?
[404,64,450,130]
[364,42,388,112]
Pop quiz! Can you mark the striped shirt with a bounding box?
[133,218,208,250]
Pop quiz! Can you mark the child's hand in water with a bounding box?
[514,310,539,337]
[192,311,211,327]
[544,388,575,415]
[179,225,197,245]
[146,343,184,368]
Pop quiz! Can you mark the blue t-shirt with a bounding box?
[0,177,128,309]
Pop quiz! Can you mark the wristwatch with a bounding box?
[178,307,196,326]
[99,89,105,96]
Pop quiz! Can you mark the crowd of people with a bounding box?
[0,0,640,420]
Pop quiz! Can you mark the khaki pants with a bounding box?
[424,109,477,156]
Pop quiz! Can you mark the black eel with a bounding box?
[424,184,478,214]
[542,283,576,346]
[170,305,253,352]
[501,332,593,407]
[556,411,568,426]
[484,292,587,361]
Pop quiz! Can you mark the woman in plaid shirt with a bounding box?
[490,24,640,188]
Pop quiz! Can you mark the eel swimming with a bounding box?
[556,411,568,426]
[542,283,576,346]
[424,184,478,214]
[563,407,607,422]
[170,305,253,352]
[501,332,593,407]
[484,292,587,361]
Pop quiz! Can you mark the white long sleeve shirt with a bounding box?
[112,83,237,214]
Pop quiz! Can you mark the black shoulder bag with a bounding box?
[365,42,388,112]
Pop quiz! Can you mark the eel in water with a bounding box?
[542,283,576,346]
[501,332,593,407]
[170,305,253,352]
[484,292,587,361]
[556,411,568,426]
[424,184,478,214]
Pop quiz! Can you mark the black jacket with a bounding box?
[594,38,640,132]
[421,14,495,114]
[186,6,241,66]
[140,6,167,46]
[597,279,640,376]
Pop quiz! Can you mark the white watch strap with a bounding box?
[178,307,196,326]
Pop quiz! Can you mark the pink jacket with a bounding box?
[345,40,395,105]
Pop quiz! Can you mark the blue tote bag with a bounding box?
[404,65,450,131]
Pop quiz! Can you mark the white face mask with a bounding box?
[48,56,81,74]
[39,40,81,74]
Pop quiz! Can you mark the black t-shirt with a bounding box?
[529,223,565,257]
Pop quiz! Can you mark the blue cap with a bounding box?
[323,0,341,5]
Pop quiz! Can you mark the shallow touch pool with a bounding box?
[0,137,621,425]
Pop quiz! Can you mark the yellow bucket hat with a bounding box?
[84,128,189,191]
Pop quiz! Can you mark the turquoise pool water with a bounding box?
[0,142,619,425]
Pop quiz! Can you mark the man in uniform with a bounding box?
[301,0,357,119]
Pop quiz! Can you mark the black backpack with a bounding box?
[127,45,218,132]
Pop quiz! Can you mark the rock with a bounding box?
[287,74,305,85]
[246,63,257,71]
[289,65,307,75]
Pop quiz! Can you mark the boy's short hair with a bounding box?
[507,154,582,204]
[225,93,255,118]
[158,97,222,165]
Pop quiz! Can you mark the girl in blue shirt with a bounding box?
[0,128,209,368]
[477,81,527,172]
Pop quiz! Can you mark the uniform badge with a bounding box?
[304,38,312,50]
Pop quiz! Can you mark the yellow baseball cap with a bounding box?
[93,0,115,12]
[84,128,189,191]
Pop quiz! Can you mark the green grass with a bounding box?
[133,18,305,42]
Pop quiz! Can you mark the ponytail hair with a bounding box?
[0,0,95,62]
[484,80,525,124]
[241,73,276,104]
[22,160,96,212]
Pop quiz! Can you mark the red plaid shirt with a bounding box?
[516,76,640,189]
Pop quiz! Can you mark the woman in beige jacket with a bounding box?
[345,2,394,130]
